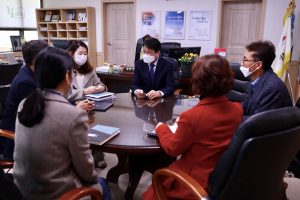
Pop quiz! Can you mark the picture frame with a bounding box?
[141,11,161,38]
[164,11,185,40]
[188,11,212,40]
[10,36,23,52]
[51,15,59,22]
[67,11,75,21]
[44,11,52,22]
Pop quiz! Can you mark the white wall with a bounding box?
[44,0,300,60]
[136,0,219,56]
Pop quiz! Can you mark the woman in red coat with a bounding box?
[142,54,243,200]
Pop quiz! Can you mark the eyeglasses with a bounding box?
[142,51,156,56]
[242,58,256,64]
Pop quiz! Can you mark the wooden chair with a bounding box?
[0,129,103,200]
[152,106,300,200]
[0,129,14,168]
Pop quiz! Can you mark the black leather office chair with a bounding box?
[160,42,181,57]
[152,106,300,200]
[0,104,3,128]
[163,57,182,94]
[0,63,22,107]
[287,96,300,178]
[225,62,251,102]
[53,40,72,51]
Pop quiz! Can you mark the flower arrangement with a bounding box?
[178,53,199,63]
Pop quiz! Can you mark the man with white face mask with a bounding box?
[240,40,292,120]
[131,38,175,99]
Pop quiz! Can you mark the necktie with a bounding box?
[150,64,155,82]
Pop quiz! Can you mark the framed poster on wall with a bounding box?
[164,11,185,39]
[188,11,212,40]
[141,11,160,38]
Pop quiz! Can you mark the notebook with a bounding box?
[93,101,113,111]
[85,91,114,99]
[88,125,120,145]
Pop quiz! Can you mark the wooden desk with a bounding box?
[89,93,198,200]
[97,72,194,96]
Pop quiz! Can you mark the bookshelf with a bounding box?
[35,7,96,67]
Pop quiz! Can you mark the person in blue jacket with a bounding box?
[0,40,48,159]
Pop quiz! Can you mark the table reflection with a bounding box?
[132,95,178,134]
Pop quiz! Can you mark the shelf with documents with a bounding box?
[35,7,96,67]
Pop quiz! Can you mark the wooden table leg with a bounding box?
[106,154,127,183]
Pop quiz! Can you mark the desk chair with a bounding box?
[0,63,22,107]
[225,62,251,102]
[0,129,103,200]
[152,106,300,200]
[287,97,300,178]
[53,40,72,51]
[0,104,3,128]
[164,57,182,94]
[160,42,181,57]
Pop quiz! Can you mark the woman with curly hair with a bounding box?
[142,54,243,199]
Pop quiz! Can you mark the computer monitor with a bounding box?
[168,47,201,67]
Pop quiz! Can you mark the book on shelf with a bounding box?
[85,91,114,99]
[88,124,120,145]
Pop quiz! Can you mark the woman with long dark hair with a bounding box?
[68,40,108,168]
[68,40,107,100]
[13,47,111,200]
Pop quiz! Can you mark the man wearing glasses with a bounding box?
[131,38,175,99]
[240,40,292,120]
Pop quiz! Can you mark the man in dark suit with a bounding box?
[131,38,175,99]
[240,40,292,120]
[0,40,49,159]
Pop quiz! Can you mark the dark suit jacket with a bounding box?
[241,68,292,119]
[131,56,175,96]
[0,65,36,158]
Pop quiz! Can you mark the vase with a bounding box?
[108,68,114,74]
[180,62,194,78]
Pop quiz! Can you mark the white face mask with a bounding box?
[143,53,156,64]
[239,62,258,77]
[74,55,87,66]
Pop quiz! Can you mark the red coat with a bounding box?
[142,95,243,200]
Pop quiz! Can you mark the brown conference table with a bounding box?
[88,93,199,200]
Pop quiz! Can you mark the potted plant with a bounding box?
[178,53,199,78]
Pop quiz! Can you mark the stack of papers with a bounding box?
[50,37,58,39]
[85,91,115,102]
[96,66,109,73]
[57,29,66,31]
[39,27,47,31]
[78,26,87,30]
